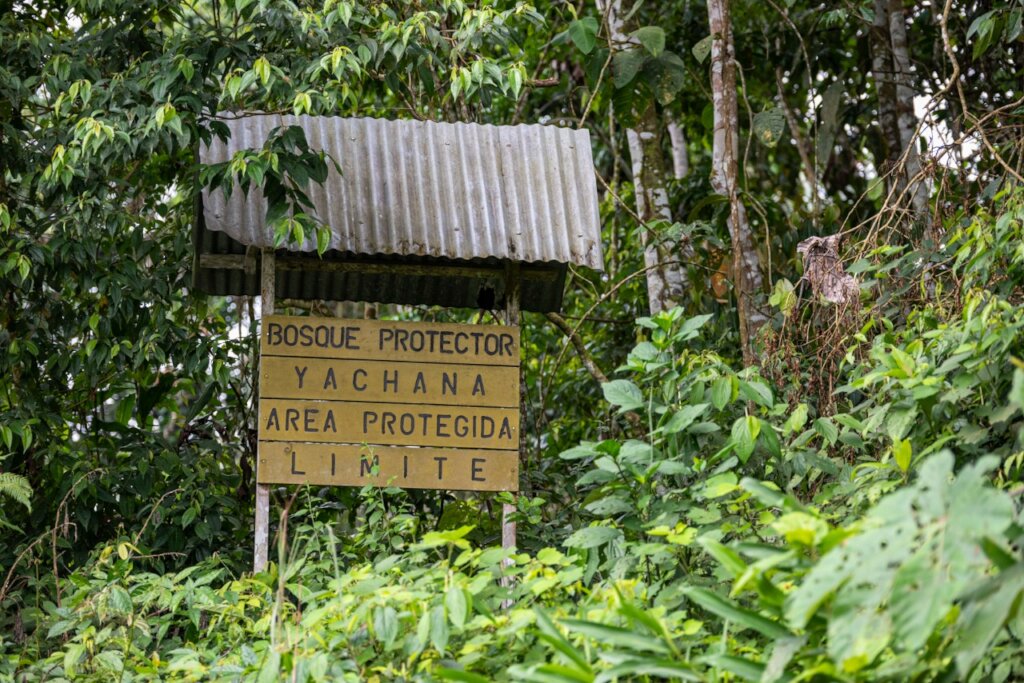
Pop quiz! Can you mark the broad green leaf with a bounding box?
[437,669,491,683]
[783,403,808,435]
[564,525,622,549]
[602,379,644,412]
[731,416,761,462]
[739,380,773,408]
[752,108,786,148]
[893,438,912,472]
[108,585,133,615]
[813,417,838,445]
[702,472,739,498]
[692,35,712,63]
[711,376,733,410]
[446,586,468,629]
[430,604,449,653]
[682,587,791,638]
[373,606,399,647]
[632,26,665,57]
[612,49,646,88]
[561,619,669,653]
[662,403,708,434]
[568,18,599,55]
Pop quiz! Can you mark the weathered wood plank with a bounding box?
[261,356,519,407]
[258,399,519,450]
[257,442,519,491]
[261,315,519,366]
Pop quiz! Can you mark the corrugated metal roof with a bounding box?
[199,115,603,270]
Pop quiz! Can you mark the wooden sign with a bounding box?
[257,315,520,491]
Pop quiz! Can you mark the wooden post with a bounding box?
[254,248,275,572]
[502,262,520,563]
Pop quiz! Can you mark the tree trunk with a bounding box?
[599,0,689,314]
[667,119,689,179]
[708,0,764,365]
[627,106,689,313]
[888,0,929,215]
[870,0,929,215]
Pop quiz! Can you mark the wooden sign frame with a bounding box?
[253,249,522,571]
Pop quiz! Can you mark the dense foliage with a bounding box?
[2,0,1024,681]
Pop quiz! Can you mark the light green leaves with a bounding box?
[602,379,644,412]
[769,278,797,315]
[564,525,622,549]
[661,403,708,434]
[691,35,712,63]
[445,586,469,629]
[784,452,1016,671]
[373,606,399,647]
[893,438,912,472]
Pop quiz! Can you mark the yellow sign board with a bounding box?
[257,315,520,491]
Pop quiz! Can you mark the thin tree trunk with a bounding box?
[627,107,688,313]
[870,0,902,165]
[667,120,689,179]
[708,0,764,365]
[888,0,929,215]
[870,0,929,215]
[599,0,689,314]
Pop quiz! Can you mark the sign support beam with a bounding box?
[502,261,520,565]
[254,248,274,572]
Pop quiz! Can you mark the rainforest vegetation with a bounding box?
[2,0,1024,680]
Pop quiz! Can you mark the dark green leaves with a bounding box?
[612,49,646,88]
[752,108,785,148]
[568,18,600,55]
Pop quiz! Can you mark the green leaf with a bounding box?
[699,654,765,681]
[711,376,733,410]
[612,49,646,88]
[682,587,791,639]
[430,604,449,653]
[702,472,739,499]
[564,526,622,549]
[893,438,912,472]
[691,35,712,63]
[595,659,702,682]
[752,108,786,148]
[698,537,747,577]
[373,606,399,647]
[783,403,808,435]
[731,416,761,462]
[562,619,669,653]
[602,379,644,412]
[437,669,491,683]
[536,609,593,673]
[739,380,773,408]
[633,26,665,57]
[568,18,599,55]
[446,586,468,629]
[955,565,1024,675]
[108,585,133,615]
[662,403,708,434]
[813,417,838,445]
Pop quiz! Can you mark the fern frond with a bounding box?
[0,472,32,511]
